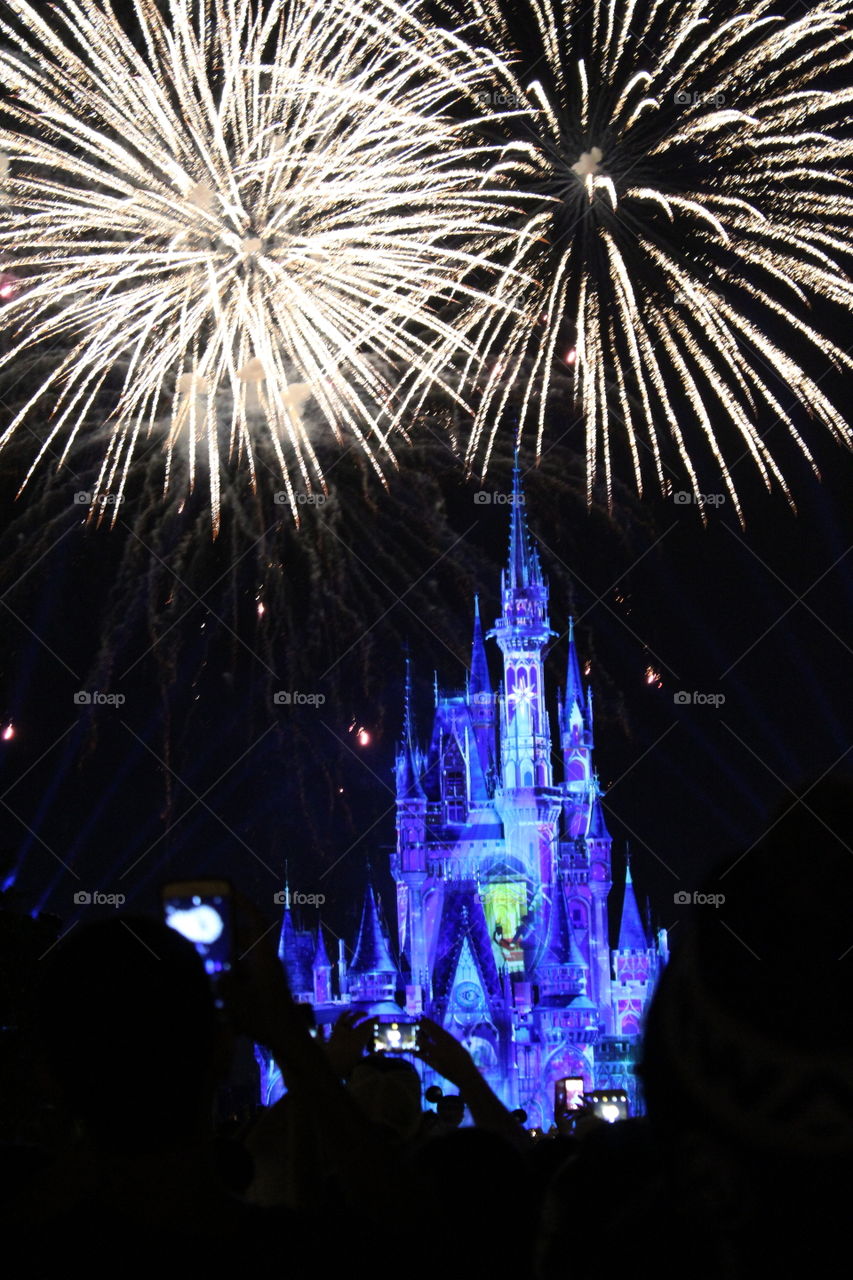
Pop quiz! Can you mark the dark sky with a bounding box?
[1,0,852,964]
[2,420,851,960]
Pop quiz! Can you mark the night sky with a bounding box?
[1,0,852,966]
[2,417,851,961]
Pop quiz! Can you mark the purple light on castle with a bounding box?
[264,461,666,1122]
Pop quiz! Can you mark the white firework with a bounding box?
[0,0,525,529]
[456,0,853,519]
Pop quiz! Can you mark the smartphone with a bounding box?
[162,879,233,977]
[373,1019,420,1053]
[584,1090,629,1123]
[554,1075,585,1118]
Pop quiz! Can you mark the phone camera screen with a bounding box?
[165,893,231,974]
[374,1021,419,1053]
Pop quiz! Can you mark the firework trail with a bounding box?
[0,0,525,530]
[458,0,853,518]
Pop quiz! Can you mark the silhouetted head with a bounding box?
[36,915,221,1154]
[346,1053,422,1141]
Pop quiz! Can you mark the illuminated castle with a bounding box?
[266,463,666,1123]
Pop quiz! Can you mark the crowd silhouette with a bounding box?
[1,776,851,1278]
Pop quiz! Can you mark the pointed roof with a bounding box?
[313,925,331,969]
[469,595,491,699]
[431,886,501,1006]
[587,778,611,840]
[564,616,585,719]
[538,884,588,969]
[617,859,649,951]
[397,656,425,800]
[350,883,398,975]
[278,907,315,993]
[506,452,543,591]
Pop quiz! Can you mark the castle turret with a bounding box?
[348,881,400,1006]
[278,896,315,1002]
[535,883,589,1001]
[616,860,647,952]
[312,926,333,1005]
[611,856,657,1038]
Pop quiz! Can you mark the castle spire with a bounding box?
[617,854,648,951]
[564,615,584,722]
[506,451,543,591]
[470,593,490,698]
[586,774,611,840]
[540,883,587,969]
[277,889,314,996]
[350,881,398,976]
[397,655,425,799]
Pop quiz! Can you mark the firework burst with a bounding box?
[0,0,524,530]
[460,0,853,518]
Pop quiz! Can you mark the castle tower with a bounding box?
[488,459,561,900]
[348,881,399,1006]
[395,656,429,1001]
[611,857,657,1037]
[488,458,555,795]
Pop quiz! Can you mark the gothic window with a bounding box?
[443,740,467,822]
[570,901,588,930]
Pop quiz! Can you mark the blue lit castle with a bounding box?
[267,464,666,1123]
